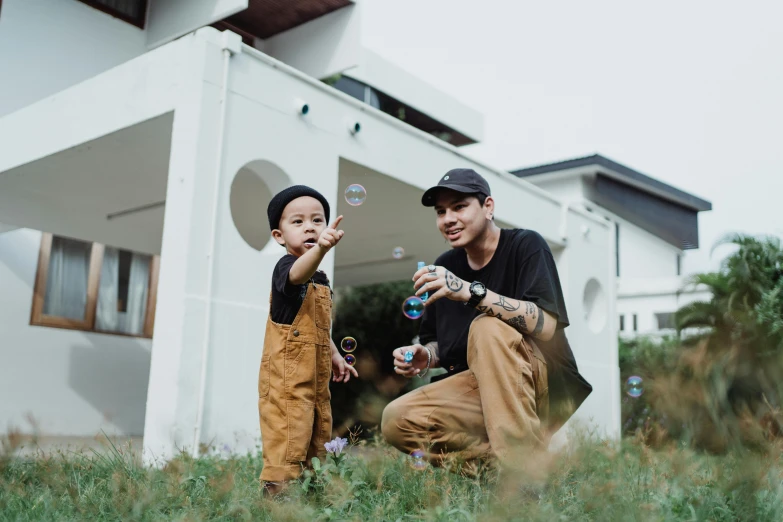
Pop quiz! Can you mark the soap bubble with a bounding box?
[625,376,644,398]
[393,247,405,259]
[345,184,367,206]
[344,354,356,366]
[402,296,425,320]
[409,450,427,470]
[341,337,357,353]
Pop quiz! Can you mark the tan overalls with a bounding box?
[258,282,333,482]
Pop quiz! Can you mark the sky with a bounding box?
[362,0,783,275]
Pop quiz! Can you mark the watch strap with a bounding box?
[466,281,485,308]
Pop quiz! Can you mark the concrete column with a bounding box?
[142,31,238,464]
[553,207,620,444]
[143,29,342,462]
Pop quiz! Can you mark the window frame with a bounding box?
[30,232,159,339]
[77,0,149,29]
[655,312,676,330]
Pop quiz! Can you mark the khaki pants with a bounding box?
[258,283,333,482]
[381,314,548,468]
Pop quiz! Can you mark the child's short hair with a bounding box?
[267,185,331,231]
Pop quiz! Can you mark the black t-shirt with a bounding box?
[270,254,331,325]
[418,228,592,420]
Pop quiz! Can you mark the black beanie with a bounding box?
[267,185,331,231]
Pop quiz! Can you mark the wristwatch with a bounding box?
[465,281,487,308]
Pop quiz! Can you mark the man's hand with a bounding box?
[412,265,470,306]
[319,215,345,252]
[392,345,430,378]
[332,347,359,383]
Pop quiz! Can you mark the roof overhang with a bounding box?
[343,48,484,145]
[511,155,712,213]
[223,0,354,40]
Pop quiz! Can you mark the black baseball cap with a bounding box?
[421,168,492,207]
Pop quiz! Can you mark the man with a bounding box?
[381,168,592,472]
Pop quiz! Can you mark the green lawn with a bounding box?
[2,433,783,521]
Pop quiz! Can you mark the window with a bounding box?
[324,74,475,146]
[632,314,638,332]
[78,0,148,29]
[656,312,676,330]
[619,314,625,331]
[31,233,159,338]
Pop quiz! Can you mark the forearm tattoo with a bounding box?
[494,295,521,312]
[507,315,527,333]
[533,305,545,335]
[476,305,503,320]
[445,270,464,292]
[476,291,547,337]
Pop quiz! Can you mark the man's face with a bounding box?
[433,190,492,248]
[272,196,326,256]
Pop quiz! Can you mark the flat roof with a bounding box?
[511,154,712,212]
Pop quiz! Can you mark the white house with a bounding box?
[0,0,619,463]
[511,154,713,338]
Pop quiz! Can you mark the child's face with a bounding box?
[272,196,327,256]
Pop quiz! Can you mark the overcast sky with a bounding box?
[363,0,783,275]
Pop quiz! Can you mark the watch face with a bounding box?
[472,282,487,296]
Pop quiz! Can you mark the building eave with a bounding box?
[511,154,712,213]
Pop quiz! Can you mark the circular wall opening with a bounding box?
[229,160,291,251]
[582,278,607,333]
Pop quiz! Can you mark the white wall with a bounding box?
[525,174,683,281]
[0,229,152,436]
[617,277,711,335]
[618,293,678,334]
[530,176,586,205]
[617,216,680,279]
[146,0,248,48]
[529,174,703,339]
[555,211,620,441]
[263,2,361,80]
[0,0,148,118]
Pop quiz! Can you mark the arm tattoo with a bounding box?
[507,315,527,333]
[525,302,536,316]
[533,305,545,335]
[483,307,502,320]
[494,295,521,312]
[445,270,464,292]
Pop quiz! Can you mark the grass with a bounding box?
[3,431,783,521]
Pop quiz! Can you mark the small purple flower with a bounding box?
[324,437,348,456]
